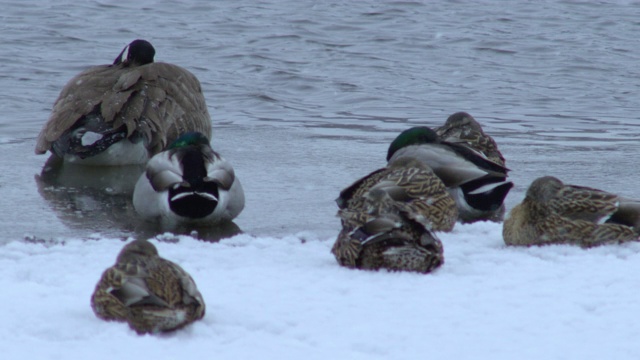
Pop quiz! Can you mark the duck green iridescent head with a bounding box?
[386,126,439,161]
[168,132,210,150]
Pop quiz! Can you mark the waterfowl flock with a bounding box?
[33,39,640,334]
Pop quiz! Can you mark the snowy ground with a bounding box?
[3,222,640,359]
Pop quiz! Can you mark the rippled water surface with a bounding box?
[1,0,639,243]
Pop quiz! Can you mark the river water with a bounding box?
[1,0,639,243]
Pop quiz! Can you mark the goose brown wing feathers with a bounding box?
[35,62,211,155]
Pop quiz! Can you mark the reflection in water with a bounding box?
[35,155,243,243]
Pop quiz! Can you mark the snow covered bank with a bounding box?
[2,222,640,359]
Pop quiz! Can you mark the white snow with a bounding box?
[2,222,640,359]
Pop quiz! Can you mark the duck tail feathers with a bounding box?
[461,178,513,212]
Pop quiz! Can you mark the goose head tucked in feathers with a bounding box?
[35,39,212,165]
[113,39,156,66]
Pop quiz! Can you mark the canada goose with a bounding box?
[35,39,212,165]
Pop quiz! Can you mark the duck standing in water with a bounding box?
[133,132,245,226]
[35,39,212,165]
[503,176,640,247]
[91,239,206,334]
[332,157,457,273]
[387,126,512,223]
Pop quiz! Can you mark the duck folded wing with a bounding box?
[145,153,185,191]
[112,276,171,308]
[172,264,205,307]
[205,160,236,190]
[391,144,508,187]
[551,184,620,222]
[336,167,387,209]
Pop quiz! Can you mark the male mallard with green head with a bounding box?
[35,39,212,165]
[91,239,205,334]
[387,126,512,223]
[133,132,244,226]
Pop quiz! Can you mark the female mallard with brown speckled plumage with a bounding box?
[333,210,445,273]
[503,176,640,247]
[435,112,506,166]
[331,157,456,273]
[35,39,212,165]
[91,239,205,334]
[336,157,458,232]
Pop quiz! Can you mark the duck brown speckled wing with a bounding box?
[504,201,639,247]
[36,62,212,156]
[503,176,640,247]
[337,158,458,232]
[91,241,205,334]
[547,184,619,222]
[332,158,452,273]
[331,212,444,273]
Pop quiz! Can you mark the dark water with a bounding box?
[1,0,639,243]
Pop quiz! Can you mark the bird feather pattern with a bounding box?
[503,176,640,247]
[36,58,211,156]
[91,240,205,334]
[338,157,458,232]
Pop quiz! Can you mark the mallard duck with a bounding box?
[35,39,212,165]
[91,239,205,334]
[332,211,444,274]
[331,157,454,273]
[337,157,458,232]
[387,126,513,223]
[435,112,506,166]
[503,176,640,247]
[132,132,244,226]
